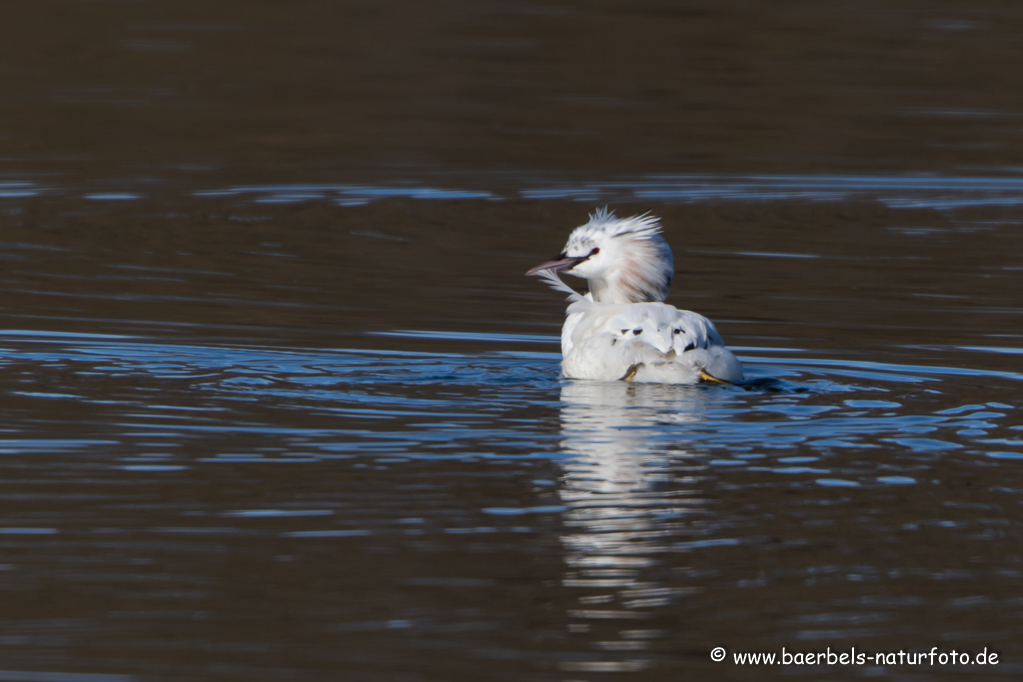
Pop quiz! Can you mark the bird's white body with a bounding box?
[528,210,744,384]
[561,295,743,383]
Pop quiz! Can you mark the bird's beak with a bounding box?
[526,253,586,276]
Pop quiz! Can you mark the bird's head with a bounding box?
[527,208,674,304]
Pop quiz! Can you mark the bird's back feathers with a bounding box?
[560,296,744,383]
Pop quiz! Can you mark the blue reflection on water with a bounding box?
[8,173,1023,210]
[0,329,1017,471]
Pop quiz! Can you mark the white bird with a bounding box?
[527,208,744,384]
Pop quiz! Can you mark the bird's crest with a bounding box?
[572,207,663,245]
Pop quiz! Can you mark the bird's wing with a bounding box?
[601,303,717,353]
[562,302,744,383]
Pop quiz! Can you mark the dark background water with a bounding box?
[0,1,1021,681]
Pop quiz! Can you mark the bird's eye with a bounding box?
[589,247,600,256]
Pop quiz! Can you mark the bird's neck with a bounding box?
[588,277,631,305]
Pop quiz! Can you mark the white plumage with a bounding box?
[527,208,744,384]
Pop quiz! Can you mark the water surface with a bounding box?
[1,1,1022,680]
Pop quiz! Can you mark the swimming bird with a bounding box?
[527,208,744,384]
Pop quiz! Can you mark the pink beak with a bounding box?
[526,253,587,276]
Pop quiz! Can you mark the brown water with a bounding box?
[1,1,1022,681]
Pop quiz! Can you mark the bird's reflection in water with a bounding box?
[555,380,722,673]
